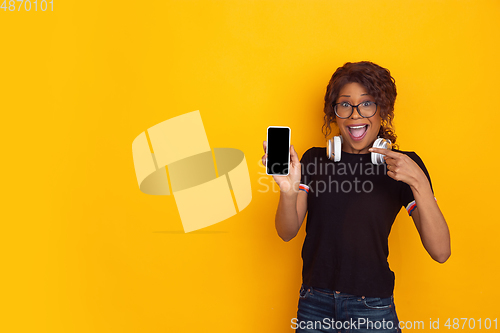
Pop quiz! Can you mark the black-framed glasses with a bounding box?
[333,101,378,119]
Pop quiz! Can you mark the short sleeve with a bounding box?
[400,151,434,216]
[299,148,314,194]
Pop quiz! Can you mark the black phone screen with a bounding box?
[266,127,290,175]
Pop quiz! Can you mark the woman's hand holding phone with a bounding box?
[262,141,302,194]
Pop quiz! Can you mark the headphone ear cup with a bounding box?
[333,136,342,162]
[371,138,392,165]
[326,138,332,160]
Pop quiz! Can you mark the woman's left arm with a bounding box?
[370,148,451,263]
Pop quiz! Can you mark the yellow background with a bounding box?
[1,0,499,332]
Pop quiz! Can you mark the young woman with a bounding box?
[262,61,450,332]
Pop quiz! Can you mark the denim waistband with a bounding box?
[302,283,393,299]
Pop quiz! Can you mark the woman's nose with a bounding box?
[350,106,362,119]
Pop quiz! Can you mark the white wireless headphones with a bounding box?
[326,136,392,165]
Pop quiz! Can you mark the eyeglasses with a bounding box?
[333,101,378,119]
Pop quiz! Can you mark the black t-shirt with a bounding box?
[299,147,433,298]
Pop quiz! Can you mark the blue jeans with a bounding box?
[295,284,401,332]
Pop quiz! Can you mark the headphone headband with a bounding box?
[326,135,392,165]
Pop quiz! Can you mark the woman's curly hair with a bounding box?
[323,61,398,148]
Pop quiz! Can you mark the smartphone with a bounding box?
[266,126,291,176]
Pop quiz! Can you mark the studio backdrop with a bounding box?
[1,0,499,332]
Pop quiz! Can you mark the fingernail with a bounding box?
[369,148,373,151]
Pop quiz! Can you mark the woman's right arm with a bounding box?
[275,191,308,242]
[262,141,308,242]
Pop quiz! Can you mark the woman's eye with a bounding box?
[340,102,351,107]
[362,101,373,106]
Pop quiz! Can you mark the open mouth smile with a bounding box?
[347,124,368,141]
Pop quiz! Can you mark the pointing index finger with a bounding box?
[369,147,399,158]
